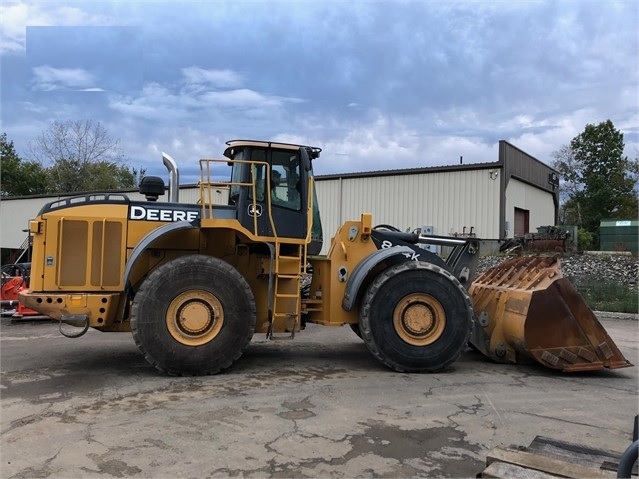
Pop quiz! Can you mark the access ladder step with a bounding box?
[275,293,299,299]
[278,254,302,260]
[268,333,296,340]
[272,313,297,319]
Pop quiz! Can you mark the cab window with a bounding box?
[270,150,301,211]
[249,149,267,201]
[229,148,244,203]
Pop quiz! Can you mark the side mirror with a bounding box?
[300,147,311,172]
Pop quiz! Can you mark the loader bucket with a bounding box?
[468,255,632,372]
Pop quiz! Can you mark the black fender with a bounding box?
[123,220,198,289]
[342,246,414,311]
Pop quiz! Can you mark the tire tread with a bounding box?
[359,261,472,373]
[130,255,256,376]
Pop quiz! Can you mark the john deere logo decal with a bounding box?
[129,205,200,222]
[248,204,263,217]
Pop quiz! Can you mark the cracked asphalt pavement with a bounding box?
[1,317,637,478]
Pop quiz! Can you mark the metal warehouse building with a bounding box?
[315,141,559,243]
[1,140,558,259]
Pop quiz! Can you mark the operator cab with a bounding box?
[223,140,323,255]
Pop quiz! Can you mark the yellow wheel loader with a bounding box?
[19,140,631,375]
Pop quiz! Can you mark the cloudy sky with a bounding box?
[1,1,637,184]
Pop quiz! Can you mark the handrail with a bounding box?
[305,176,314,244]
[264,165,277,239]
[302,175,315,270]
[199,158,282,240]
[41,193,129,215]
[14,234,31,263]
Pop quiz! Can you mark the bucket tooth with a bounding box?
[558,349,578,364]
[577,347,597,362]
[541,350,560,368]
[597,342,613,359]
[468,255,633,372]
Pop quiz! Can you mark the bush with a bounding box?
[577,228,594,251]
[570,276,638,314]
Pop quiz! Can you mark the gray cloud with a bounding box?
[26,25,143,91]
[1,0,637,185]
[29,65,99,90]
[181,67,244,89]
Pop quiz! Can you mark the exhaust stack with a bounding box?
[162,152,180,203]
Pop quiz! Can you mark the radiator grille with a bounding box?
[57,218,123,288]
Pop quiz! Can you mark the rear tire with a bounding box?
[359,261,472,373]
[131,255,256,375]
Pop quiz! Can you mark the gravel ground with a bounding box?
[477,252,639,289]
[476,252,638,318]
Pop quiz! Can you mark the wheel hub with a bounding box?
[177,300,213,334]
[166,290,224,346]
[393,293,446,346]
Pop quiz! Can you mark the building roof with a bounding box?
[315,161,502,181]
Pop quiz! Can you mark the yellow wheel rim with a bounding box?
[166,290,224,346]
[393,293,446,346]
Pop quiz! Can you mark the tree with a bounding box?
[552,144,581,225]
[552,120,638,245]
[1,132,48,197]
[28,120,139,193]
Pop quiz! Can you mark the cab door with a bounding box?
[234,147,307,240]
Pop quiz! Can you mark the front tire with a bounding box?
[349,324,363,339]
[359,261,472,373]
[131,255,256,375]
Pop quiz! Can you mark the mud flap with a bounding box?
[468,255,632,372]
